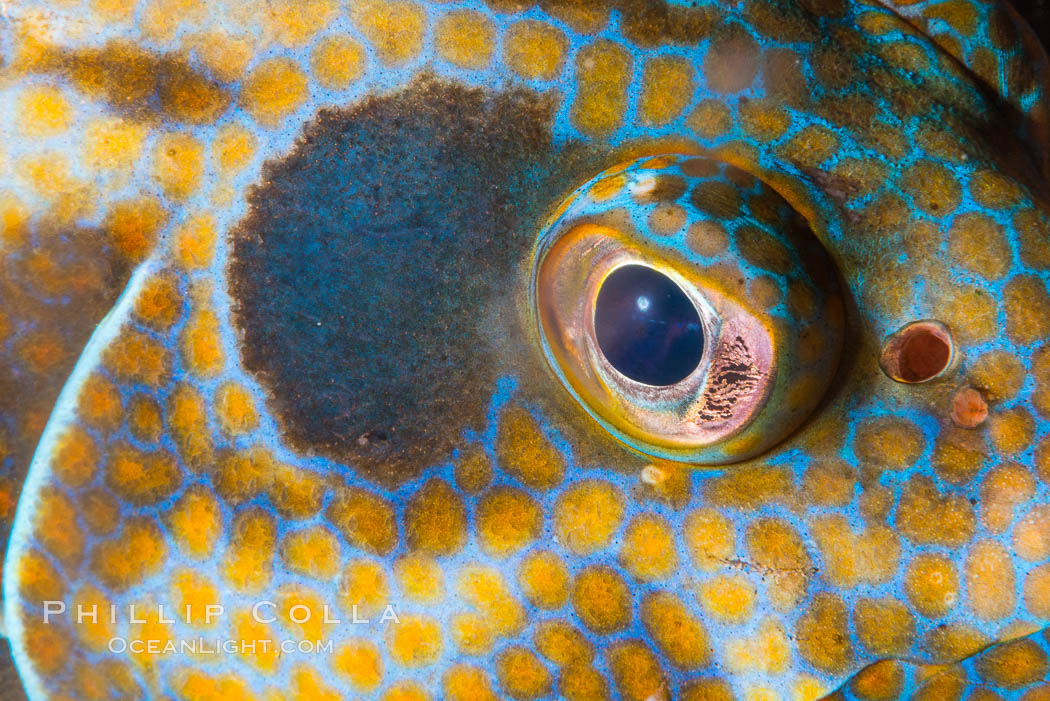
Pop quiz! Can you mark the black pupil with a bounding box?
[594,265,704,386]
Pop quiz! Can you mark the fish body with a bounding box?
[0,1,1049,700]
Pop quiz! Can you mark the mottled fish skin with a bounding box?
[0,1,1050,700]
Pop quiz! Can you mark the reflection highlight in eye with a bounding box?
[531,154,846,465]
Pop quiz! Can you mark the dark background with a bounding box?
[1016,0,1049,45]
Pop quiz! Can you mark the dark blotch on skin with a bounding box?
[533,0,717,46]
[22,40,230,125]
[229,77,599,486]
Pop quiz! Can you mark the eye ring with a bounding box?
[530,154,844,465]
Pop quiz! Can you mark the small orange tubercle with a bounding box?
[950,386,989,428]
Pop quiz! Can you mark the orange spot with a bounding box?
[105,197,167,261]
[241,58,309,127]
[214,382,259,436]
[134,274,182,329]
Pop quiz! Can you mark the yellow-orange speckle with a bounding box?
[1004,275,1050,345]
[906,554,960,618]
[606,639,667,701]
[16,549,65,606]
[350,0,426,66]
[134,274,182,330]
[454,446,493,493]
[949,212,1012,280]
[78,373,123,432]
[900,160,962,215]
[451,613,496,655]
[966,540,1016,620]
[268,0,337,46]
[970,350,1026,401]
[533,619,593,667]
[394,552,445,603]
[90,517,168,592]
[435,11,496,69]
[311,38,366,91]
[127,394,163,443]
[174,213,217,270]
[684,507,736,571]
[213,124,257,175]
[795,593,853,674]
[699,573,757,623]
[572,41,632,136]
[477,486,542,557]
[497,406,565,490]
[106,197,168,262]
[457,564,526,636]
[277,585,330,642]
[518,550,570,610]
[689,99,733,139]
[269,462,326,520]
[170,569,220,627]
[333,638,384,692]
[444,664,499,701]
[988,407,1036,455]
[853,416,925,470]
[79,488,121,536]
[214,381,259,436]
[152,132,205,199]
[167,383,213,469]
[555,479,624,554]
[83,117,147,172]
[105,442,181,506]
[504,20,566,81]
[340,558,390,618]
[387,614,443,668]
[1014,505,1050,562]
[327,485,398,555]
[222,509,276,593]
[641,591,709,668]
[572,565,631,634]
[980,462,1036,532]
[181,305,224,376]
[241,58,309,128]
[34,487,83,568]
[896,475,976,546]
[976,638,1049,688]
[281,525,341,579]
[17,86,72,137]
[853,597,915,656]
[639,56,695,125]
[620,513,678,581]
[746,518,812,609]
[405,478,468,556]
[725,617,791,675]
[52,426,98,488]
[289,664,341,701]
[167,486,221,559]
[497,646,552,700]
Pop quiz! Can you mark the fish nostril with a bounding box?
[879,320,954,384]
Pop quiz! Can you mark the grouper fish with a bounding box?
[1,0,1050,699]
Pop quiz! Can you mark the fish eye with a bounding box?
[532,154,846,465]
